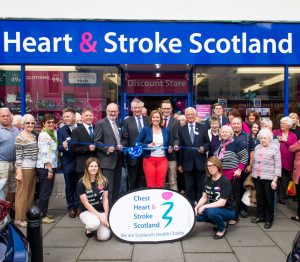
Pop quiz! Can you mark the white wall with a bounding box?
[1,0,300,22]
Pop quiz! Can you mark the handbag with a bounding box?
[242,189,256,207]
[287,180,297,197]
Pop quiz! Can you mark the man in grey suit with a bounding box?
[161,100,180,191]
[94,103,122,204]
[123,98,149,190]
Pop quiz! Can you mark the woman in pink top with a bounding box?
[288,138,300,221]
[273,117,298,204]
[227,108,251,134]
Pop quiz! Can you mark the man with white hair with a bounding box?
[177,107,210,205]
[122,98,149,190]
[0,108,19,202]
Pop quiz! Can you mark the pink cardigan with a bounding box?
[289,140,300,185]
[273,129,298,171]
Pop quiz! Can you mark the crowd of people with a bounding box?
[1,99,300,241]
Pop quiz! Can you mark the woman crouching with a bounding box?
[77,157,110,240]
[194,156,236,239]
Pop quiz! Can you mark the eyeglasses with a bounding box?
[162,108,172,110]
[25,122,35,125]
[46,121,55,124]
[207,164,217,169]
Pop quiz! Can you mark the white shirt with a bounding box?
[151,132,165,157]
[83,122,93,134]
[134,115,144,129]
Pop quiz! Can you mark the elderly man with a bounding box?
[0,108,19,202]
[122,98,149,190]
[177,107,210,205]
[94,103,123,204]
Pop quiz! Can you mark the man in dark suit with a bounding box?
[94,103,123,204]
[57,108,81,218]
[71,108,96,215]
[177,107,210,205]
[206,103,230,128]
[161,99,180,191]
[123,98,149,190]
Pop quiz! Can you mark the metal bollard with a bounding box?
[26,206,43,262]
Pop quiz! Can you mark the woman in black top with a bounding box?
[195,156,236,239]
[77,157,110,240]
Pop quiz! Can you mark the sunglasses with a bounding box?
[25,122,35,125]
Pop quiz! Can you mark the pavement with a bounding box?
[18,174,299,262]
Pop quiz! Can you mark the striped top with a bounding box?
[215,140,248,180]
[252,143,281,180]
[15,133,38,169]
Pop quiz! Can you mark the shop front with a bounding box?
[0,20,300,124]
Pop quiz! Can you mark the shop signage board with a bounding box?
[109,188,195,243]
[0,21,300,65]
[196,104,211,120]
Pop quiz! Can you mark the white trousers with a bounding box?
[79,211,110,241]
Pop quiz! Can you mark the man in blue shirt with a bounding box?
[0,108,19,203]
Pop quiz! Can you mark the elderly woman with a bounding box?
[215,125,248,224]
[36,114,58,224]
[261,119,280,148]
[273,117,297,204]
[251,129,281,229]
[208,116,220,157]
[195,156,236,239]
[289,112,300,139]
[14,114,39,228]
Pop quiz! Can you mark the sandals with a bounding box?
[213,228,227,240]
[228,219,237,225]
[291,216,300,222]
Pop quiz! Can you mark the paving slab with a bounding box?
[79,237,133,261]
[44,247,82,262]
[133,242,183,261]
[43,227,87,247]
[54,214,83,228]
[48,198,67,210]
[190,222,214,236]
[266,231,296,255]
[232,246,287,262]
[226,226,274,247]
[185,253,238,262]
[276,203,297,218]
[182,235,231,253]
[233,218,256,227]
[258,218,299,232]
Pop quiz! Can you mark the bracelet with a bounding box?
[48,170,53,173]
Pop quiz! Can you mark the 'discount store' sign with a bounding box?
[0,20,300,65]
[109,189,195,243]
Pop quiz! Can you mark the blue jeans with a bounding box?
[196,207,235,231]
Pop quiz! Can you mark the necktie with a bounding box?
[137,117,142,132]
[189,124,194,144]
[88,126,93,139]
[163,118,167,127]
[112,121,121,145]
[219,116,222,126]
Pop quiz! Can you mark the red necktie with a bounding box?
[163,118,167,127]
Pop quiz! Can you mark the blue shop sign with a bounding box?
[0,20,299,65]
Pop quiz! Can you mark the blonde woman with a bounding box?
[289,112,300,139]
[77,157,110,241]
[14,114,38,228]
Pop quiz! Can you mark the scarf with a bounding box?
[42,127,57,145]
[217,137,234,159]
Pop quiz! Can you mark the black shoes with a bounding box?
[240,210,248,218]
[251,217,266,223]
[291,216,300,221]
[264,222,272,229]
[213,228,227,240]
[68,209,76,218]
[85,230,93,238]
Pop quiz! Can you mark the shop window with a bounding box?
[0,65,21,114]
[288,67,300,116]
[194,66,284,124]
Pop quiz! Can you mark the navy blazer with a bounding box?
[135,125,170,158]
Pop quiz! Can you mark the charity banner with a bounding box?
[196,104,211,120]
[1,20,300,64]
[109,188,195,243]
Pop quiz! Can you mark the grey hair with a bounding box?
[184,107,196,115]
[21,114,35,126]
[257,128,273,141]
[131,98,144,108]
[261,119,273,129]
[12,115,23,126]
[280,116,293,128]
[220,125,234,138]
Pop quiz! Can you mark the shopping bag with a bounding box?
[287,181,297,197]
[242,188,256,207]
